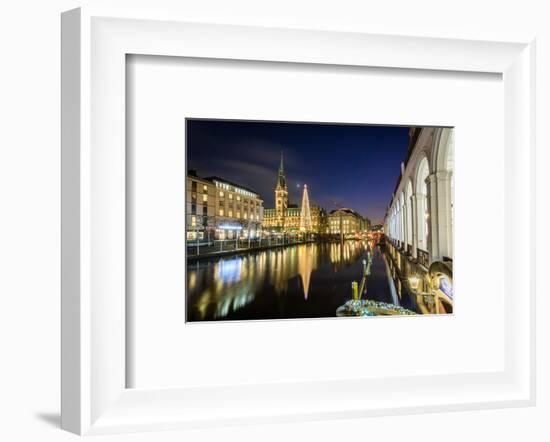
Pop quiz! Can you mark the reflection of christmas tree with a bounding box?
[298,244,316,300]
[299,184,313,232]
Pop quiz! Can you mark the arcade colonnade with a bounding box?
[384,127,454,266]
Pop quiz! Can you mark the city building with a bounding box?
[366,217,372,231]
[186,171,264,241]
[370,223,384,232]
[262,153,328,234]
[383,127,454,313]
[328,208,365,236]
[263,204,328,234]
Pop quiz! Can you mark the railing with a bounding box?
[417,248,429,268]
[186,235,311,257]
[388,239,414,259]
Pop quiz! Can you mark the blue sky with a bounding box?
[186,119,410,223]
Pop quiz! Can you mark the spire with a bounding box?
[277,150,287,189]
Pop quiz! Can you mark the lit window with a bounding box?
[219,191,224,198]
[244,213,248,220]
[191,216,196,227]
[236,196,241,201]
[229,193,233,199]
[219,209,224,216]
[203,185,207,192]
[202,194,207,202]
[228,210,233,217]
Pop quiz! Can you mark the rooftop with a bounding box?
[187,170,260,197]
[329,207,361,217]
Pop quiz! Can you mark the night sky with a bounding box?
[186,119,411,224]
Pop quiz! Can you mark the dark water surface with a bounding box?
[187,240,405,322]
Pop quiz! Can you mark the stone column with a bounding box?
[435,170,453,260]
[403,203,408,247]
[399,205,404,243]
[410,194,420,258]
[406,199,413,248]
[426,173,439,262]
[397,206,401,241]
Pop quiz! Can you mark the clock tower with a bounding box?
[275,151,288,229]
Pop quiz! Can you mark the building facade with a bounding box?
[328,208,365,236]
[262,153,328,235]
[186,171,264,241]
[383,127,454,313]
[263,204,328,234]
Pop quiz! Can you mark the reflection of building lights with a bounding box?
[188,271,197,290]
[218,258,242,283]
[190,240,379,320]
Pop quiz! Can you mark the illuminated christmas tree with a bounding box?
[299,184,313,232]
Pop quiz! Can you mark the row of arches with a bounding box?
[385,127,454,264]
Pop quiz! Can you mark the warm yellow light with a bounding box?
[409,275,420,290]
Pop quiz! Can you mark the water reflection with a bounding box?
[187,240,384,321]
[297,244,316,299]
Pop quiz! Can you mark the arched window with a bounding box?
[416,157,430,252]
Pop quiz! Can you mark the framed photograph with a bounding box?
[184,119,453,322]
[61,6,536,436]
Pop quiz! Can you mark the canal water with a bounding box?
[187,240,416,322]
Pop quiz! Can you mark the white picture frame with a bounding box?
[61,6,536,436]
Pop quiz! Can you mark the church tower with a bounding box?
[275,151,288,229]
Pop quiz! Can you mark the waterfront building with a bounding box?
[328,208,365,236]
[383,127,454,313]
[263,201,328,234]
[370,223,383,232]
[262,153,328,234]
[186,170,263,241]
